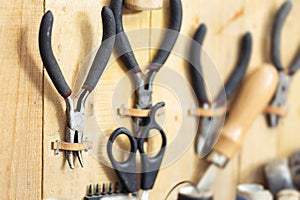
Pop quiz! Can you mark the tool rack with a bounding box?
[1,0,300,199]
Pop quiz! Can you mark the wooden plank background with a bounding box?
[0,0,299,199]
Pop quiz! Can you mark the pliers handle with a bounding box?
[39,7,116,98]
[271,0,300,75]
[189,23,252,107]
[110,0,182,73]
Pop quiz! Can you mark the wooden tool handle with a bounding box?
[213,64,279,159]
[125,0,162,10]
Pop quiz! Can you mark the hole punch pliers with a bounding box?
[266,0,300,127]
[38,7,116,169]
[190,24,252,157]
[110,0,182,135]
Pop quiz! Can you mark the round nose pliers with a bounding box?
[267,0,300,127]
[39,7,116,169]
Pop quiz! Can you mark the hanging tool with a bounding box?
[236,184,272,200]
[110,0,182,136]
[266,0,300,127]
[195,65,278,190]
[289,150,300,190]
[107,102,166,200]
[189,23,252,157]
[277,189,300,200]
[264,158,295,196]
[39,7,116,169]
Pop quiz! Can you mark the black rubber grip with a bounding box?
[83,7,116,91]
[189,24,208,103]
[289,47,300,75]
[150,0,183,70]
[215,32,252,105]
[111,0,182,72]
[107,127,139,193]
[39,11,71,98]
[271,1,291,71]
[110,0,140,71]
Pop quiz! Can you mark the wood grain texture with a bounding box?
[0,0,299,199]
[0,0,43,199]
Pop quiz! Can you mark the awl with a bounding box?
[197,64,279,189]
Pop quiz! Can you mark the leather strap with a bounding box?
[264,106,287,116]
[118,107,150,117]
[189,107,227,117]
[51,140,93,154]
[117,105,164,117]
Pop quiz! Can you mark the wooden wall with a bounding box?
[1,0,299,199]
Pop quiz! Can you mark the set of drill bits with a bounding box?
[85,183,120,200]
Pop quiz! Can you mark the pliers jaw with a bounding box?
[65,127,84,169]
[133,72,154,110]
[267,71,291,127]
[65,91,88,169]
[196,103,224,157]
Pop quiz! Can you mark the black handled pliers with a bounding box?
[39,7,116,169]
[110,0,182,136]
[267,0,300,127]
[190,24,252,157]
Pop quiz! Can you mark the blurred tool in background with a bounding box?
[289,150,300,190]
[266,0,300,127]
[277,189,300,200]
[235,184,272,200]
[189,23,252,157]
[177,65,279,199]
[264,158,295,196]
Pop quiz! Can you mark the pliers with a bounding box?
[110,0,182,136]
[267,0,300,127]
[189,24,252,157]
[38,7,116,169]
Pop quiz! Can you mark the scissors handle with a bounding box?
[138,102,167,190]
[107,127,139,193]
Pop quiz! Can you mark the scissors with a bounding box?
[189,23,252,157]
[266,0,300,127]
[39,7,116,169]
[110,0,182,136]
[107,102,166,200]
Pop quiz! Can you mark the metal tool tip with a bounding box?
[77,152,84,167]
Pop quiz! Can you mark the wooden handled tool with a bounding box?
[212,64,279,160]
[125,0,162,10]
[197,64,279,190]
